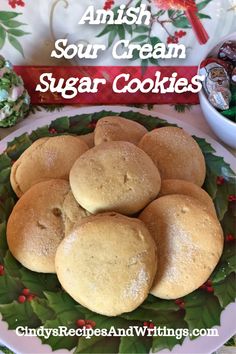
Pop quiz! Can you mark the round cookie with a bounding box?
[138,127,206,186]
[7,179,89,273]
[94,116,147,146]
[70,141,161,215]
[10,135,89,197]
[55,212,157,316]
[159,179,217,218]
[78,132,94,148]
[139,195,223,299]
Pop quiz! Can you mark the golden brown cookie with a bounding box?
[7,179,89,273]
[138,127,206,186]
[55,212,157,316]
[70,141,161,215]
[139,195,223,299]
[94,116,147,146]
[10,135,89,197]
[159,179,217,218]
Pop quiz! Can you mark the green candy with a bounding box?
[0,55,30,128]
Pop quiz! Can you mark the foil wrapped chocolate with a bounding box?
[199,58,232,96]
[0,55,30,128]
[218,40,236,65]
[208,86,231,111]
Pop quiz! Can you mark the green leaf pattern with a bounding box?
[0,11,30,56]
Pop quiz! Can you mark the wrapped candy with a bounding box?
[218,40,236,65]
[200,58,232,96]
[0,55,30,128]
[208,86,231,111]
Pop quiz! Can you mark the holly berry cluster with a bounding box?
[175,298,185,309]
[76,319,96,329]
[228,194,236,202]
[103,0,115,10]
[200,280,214,293]
[167,30,187,44]
[18,288,36,303]
[8,0,25,8]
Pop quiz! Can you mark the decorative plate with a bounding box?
[0,106,235,354]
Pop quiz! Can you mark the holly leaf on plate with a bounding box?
[0,222,8,260]
[76,336,120,354]
[0,301,40,329]
[49,116,70,132]
[184,291,222,336]
[29,126,51,141]
[4,251,22,278]
[0,154,12,170]
[31,298,55,323]
[152,312,188,352]
[214,273,236,308]
[44,291,83,323]
[0,271,22,304]
[36,292,85,350]
[6,134,32,160]
[20,268,60,297]
[119,336,151,354]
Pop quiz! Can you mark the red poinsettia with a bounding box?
[8,0,25,9]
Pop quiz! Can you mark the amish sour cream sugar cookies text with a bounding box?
[35,4,205,99]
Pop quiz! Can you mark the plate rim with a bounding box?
[0,105,235,354]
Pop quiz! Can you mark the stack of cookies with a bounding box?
[7,116,223,316]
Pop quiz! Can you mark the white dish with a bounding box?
[199,32,236,149]
[0,106,235,354]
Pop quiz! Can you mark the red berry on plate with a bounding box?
[149,322,155,329]
[200,284,207,290]
[27,294,36,301]
[86,320,96,328]
[22,288,30,296]
[175,299,182,305]
[143,321,149,327]
[85,324,93,329]
[216,176,225,185]
[18,295,26,303]
[0,264,4,276]
[207,287,214,293]
[76,319,86,327]
[206,280,212,287]
[226,234,235,242]
[228,195,236,202]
